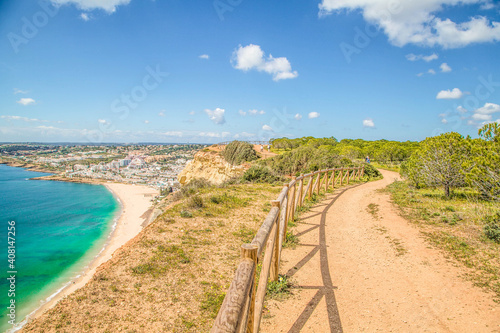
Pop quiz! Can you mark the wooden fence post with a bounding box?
[298,174,304,207]
[324,170,329,192]
[347,168,350,185]
[316,171,322,195]
[270,200,281,282]
[290,177,297,223]
[241,244,258,333]
[340,168,344,186]
[308,174,314,199]
[283,184,289,239]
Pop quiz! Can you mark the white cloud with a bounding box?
[51,0,130,13]
[262,124,273,131]
[144,120,150,124]
[440,62,452,72]
[472,113,492,121]
[475,102,500,114]
[441,118,448,124]
[13,88,28,94]
[308,112,320,119]
[164,131,183,137]
[294,113,302,120]
[232,44,298,81]
[80,13,90,21]
[234,132,255,139]
[239,110,247,116]
[158,110,165,117]
[98,119,107,124]
[248,109,265,115]
[436,88,463,99]
[363,118,375,128]
[204,108,226,125]
[199,54,209,59]
[198,131,231,138]
[428,69,436,75]
[457,106,468,113]
[189,111,195,115]
[416,72,424,77]
[0,115,47,123]
[17,98,36,106]
[406,53,438,62]
[319,0,500,48]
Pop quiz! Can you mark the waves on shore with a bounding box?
[0,165,119,332]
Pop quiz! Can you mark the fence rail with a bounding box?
[211,166,364,332]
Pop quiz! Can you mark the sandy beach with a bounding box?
[18,182,158,329]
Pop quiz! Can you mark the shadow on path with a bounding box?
[285,184,361,333]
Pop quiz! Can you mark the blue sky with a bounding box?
[1,0,500,143]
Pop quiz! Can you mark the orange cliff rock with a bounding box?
[177,150,249,185]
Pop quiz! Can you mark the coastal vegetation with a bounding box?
[387,124,500,300]
[222,140,258,165]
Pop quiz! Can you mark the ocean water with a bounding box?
[0,165,120,332]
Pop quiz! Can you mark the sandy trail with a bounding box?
[262,169,500,333]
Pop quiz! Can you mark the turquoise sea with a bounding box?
[0,165,120,332]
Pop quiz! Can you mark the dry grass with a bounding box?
[386,181,500,301]
[23,183,282,332]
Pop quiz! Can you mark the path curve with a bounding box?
[262,169,500,333]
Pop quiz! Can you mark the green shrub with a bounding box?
[222,141,258,165]
[363,163,382,180]
[242,165,281,183]
[188,195,204,209]
[266,274,292,299]
[176,178,211,199]
[484,213,500,243]
[180,210,193,218]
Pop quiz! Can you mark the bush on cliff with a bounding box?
[222,141,258,165]
[242,165,282,183]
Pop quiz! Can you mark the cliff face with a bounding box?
[177,150,248,185]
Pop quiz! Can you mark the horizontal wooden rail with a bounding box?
[212,165,365,332]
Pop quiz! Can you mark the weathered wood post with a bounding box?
[324,170,329,192]
[240,244,258,333]
[340,168,344,186]
[332,169,336,189]
[290,177,297,223]
[283,184,289,239]
[298,174,304,207]
[270,200,281,282]
[347,168,350,185]
[361,166,365,179]
[316,171,321,195]
[308,174,314,199]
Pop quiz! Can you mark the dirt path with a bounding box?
[262,169,500,333]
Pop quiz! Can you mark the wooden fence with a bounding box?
[211,166,365,332]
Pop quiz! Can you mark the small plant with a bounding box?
[484,213,500,243]
[366,203,379,219]
[188,195,204,209]
[110,285,119,292]
[266,274,292,299]
[283,231,299,248]
[200,284,226,318]
[180,210,193,218]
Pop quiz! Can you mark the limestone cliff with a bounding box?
[177,150,248,185]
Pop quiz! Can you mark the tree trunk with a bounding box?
[445,184,450,197]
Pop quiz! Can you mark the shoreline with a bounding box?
[14,182,158,331]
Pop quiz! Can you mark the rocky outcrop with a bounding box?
[177,150,248,185]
